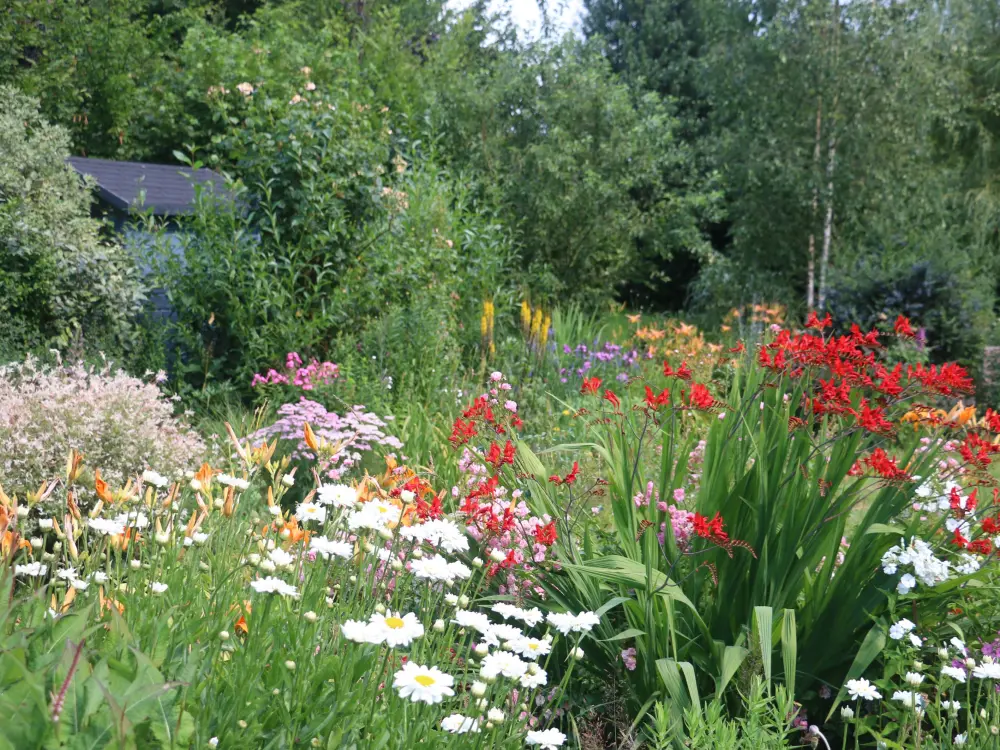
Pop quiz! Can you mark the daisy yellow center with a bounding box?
[385,616,405,629]
[528,643,539,650]
[415,674,436,687]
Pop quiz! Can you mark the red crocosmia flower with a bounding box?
[485,442,501,468]
[502,440,516,465]
[984,408,1000,434]
[676,362,692,380]
[644,385,670,410]
[687,383,715,410]
[805,311,832,330]
[728,342,746,354]
[603,390,620,409]
[449,418,477,446]
[549,461,579,486]
[581,377,602,395]
[894,315,915,338]
[691,512,729,543]
[856,401,894,434]
[951,528,970,548]
[853,448,911,482]
[982,516,1000,535]
[512,416,524,429]
[534,521,557,546]
[967,538,992,555]
[548,474,563,485]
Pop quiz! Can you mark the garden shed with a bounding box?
[67,157,231,319]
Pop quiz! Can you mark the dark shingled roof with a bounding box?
[67,157,230,216]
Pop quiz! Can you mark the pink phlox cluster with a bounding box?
[658,505,694,549]
[251,352,339,391]
[249,398,401,479]
[635,481,658,508]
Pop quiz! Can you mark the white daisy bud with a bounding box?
[281,475,295,487]
[571,647,585,660]
[476,698,488,710]
[238,720,247,728]
[458,595,469,608]
[218,631,230,641]
[840,707,854,719]
[412,548,423,559]
[391,559,403,571]
[377,528,393,540]
[130,559,142,570]
[268,505,282,517]
[433,619,445,632]
[259,560,277,573]
[304,611,317,623]
[189,479,202,492]
[471,681,487,698]
[487,708,504,722]
[279,528,291,540]
[155,532,170,545]
[284,660,296,671]
[489,549,505,563]
[472,557,484,568]
[30,537,43,550]
[248,553,261,565]
[16,505,28,519]
[474,643,489,657]
[375,603,386,614]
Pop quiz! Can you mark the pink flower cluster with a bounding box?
[251,352,339,391]
[248,398,402,480]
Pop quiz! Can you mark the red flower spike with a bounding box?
[603,390,620,410]
[581,377,602,395]
[687,383,716,410]
[805,311,832,330]
[894,315,915,338]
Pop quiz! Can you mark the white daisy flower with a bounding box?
[440,714,480,734]
[249,576,299,597]
[150,581,168,595]
[88,518,126,536]
[941,665,967,683]
[295,501,327,525]
[368,611,425,648]
[142,470,170,489]
[526,728,567,749]
[520,667,548,689]
[392,662,455,704]
[509,636,552,660]
[268,548,295,568]
[310,536,353,560]
[317,484,359,508]
[14,561,47,577]
[341,619,378,644]
[546,611,600,635]
[452,611,492,633]
[972,663,1000,680]
[845,678,882,701]
[480,651,528,680]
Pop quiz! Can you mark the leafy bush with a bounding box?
[0,86,145,355]
[825,259,993,367]
[0,355,205,500]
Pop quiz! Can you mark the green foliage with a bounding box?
[0,87,145,357]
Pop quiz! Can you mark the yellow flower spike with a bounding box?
[530,307,543,343]
[540,315,551,350]
[520,300,532,335]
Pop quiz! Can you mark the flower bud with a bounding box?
[219,630,230,641]
[284,660,296,671]
[155,532,170,545]
[390,559,403,571]
[472,557,484,568]
[571,647,585,660]
[377,527,393,540]
[129,559,141,570]
[375,603,386,614]
[363,542,375,554]
[16,505,28,519]
[476,698,488,710]
[304,611,318,623]
[213,498,224,510]
[471,681,487,697]
[281,475,295,487]
[474,643,489,657]
[487,708,504,722]
[259,560,277,573]
[30,537,43,550]
[268,505,282,517]
[489,549,505,563]
[840,706,854,719]
[433,619,445,632]
[279,528,291,540]
[248,553,261,565]
[412,548,423,559]
[459,595,470,608]
[189,479,202,492]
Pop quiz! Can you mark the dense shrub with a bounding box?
[0,356,205,499]
[0,86,145,356]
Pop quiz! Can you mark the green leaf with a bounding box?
[655,658,690,710]
[597,627,646,643]
[753,606,773,687]
[781,609,797,699]
[865,523,906,536]
[715,645,748,699]
[826,624,885,720]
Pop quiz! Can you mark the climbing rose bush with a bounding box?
[0,356,205,499]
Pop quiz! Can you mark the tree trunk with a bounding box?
[806,97,823,310]
[817,133,837,310]
[817,0,841,310]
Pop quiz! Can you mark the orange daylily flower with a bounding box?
[99,587,125,616]
[65,449,84,484]
[94,469,114,504]
[626,314,641,324]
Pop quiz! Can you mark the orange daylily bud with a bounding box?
[65,450,84,484]
[304,422,319,452]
